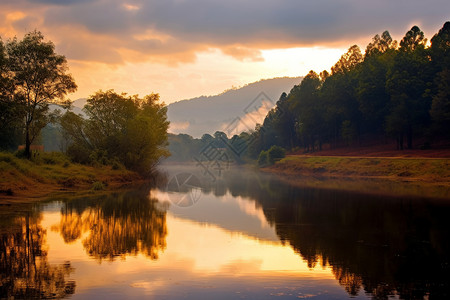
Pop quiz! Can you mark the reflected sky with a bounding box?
[40,200,354,299]
[3,167,450,299]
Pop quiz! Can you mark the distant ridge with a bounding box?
[167,77,302,137]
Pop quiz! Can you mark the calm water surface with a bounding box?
[1,166,450,299]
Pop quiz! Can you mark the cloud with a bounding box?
[1,0,449,65]
[222,46,264,62]
[169,121,190,134]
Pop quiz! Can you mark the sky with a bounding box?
[0,0,449,104]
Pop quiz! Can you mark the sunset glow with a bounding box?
[1,0,448,103]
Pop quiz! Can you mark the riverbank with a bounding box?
[267,155,450,182]
[0,152,144,203]
[263,155,450,199]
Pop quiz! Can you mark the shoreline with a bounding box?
[262,155,450,199]
[0,152,149,205]
[267,155,450,182]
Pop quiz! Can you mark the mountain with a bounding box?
[167,77,302,137]
[48,98,86,117]
[72,98,87,110]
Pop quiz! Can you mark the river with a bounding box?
[1,165,449,299]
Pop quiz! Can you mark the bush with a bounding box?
[41,152,69,165]
[89,149,109,166]
[14,149,27,159]
[0,152,13,163]
[267,145,286,164]
[258,146,286,167]
[67,144,91,164]
[111,158,124,170]
[258,150,269,167]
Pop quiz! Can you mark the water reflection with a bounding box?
[54,188,168,262]
[0,211,75,299]
[165,168,450,299]
[2,167,450,299]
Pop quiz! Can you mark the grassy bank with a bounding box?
[0,152,143,202]
[268,155,450,182]
[263,155,450,199]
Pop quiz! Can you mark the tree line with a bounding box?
[249,22,450,155]
[168,22,449,164]
[0,31,169,176]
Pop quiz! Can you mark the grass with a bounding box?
[271,155,450,182]
[0,151,142,200]
[264,155,450,199]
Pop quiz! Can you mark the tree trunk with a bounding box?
[407,125,413,149]
[25,123,31,159]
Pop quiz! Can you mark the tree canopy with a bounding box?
[60,90,170,176]
[241,22,450,156]
[0,31,77,156]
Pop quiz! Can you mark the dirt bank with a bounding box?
[0,152,146,204]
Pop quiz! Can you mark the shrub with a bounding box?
[267,145,286,164]
[67,144,91,164]
[111,158,124,170]
[41,152,68,165]
[89,149,109,166]
[0,152,13,163]
[258,150,269,167]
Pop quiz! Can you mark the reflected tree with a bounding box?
[55,189,168,262]
[0,213,75,299]
[219,171,450,299]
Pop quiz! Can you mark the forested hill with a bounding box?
[167,77,302,137]
[168,22,450,164]
[247,22,450,155]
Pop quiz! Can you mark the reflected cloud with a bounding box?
[159,165,450,298]
[4,166,449,299]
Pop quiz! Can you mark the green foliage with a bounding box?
[257,150,269,167]
[430,69,450,133]
[60,90,169,176]
[0,31,77,158]
[267,145,286,163]
[257,146,285,167]
[247,22,450,154]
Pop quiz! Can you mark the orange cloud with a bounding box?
[222,46,264,62]
[2,0,449,66]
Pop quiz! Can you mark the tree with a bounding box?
[357,32,397,136]
[430,69,450,135]
[399,26,426,52]
[6,31,77,157]
[60,90,169,176]
[0,39,23,150]
[122,94,170,173]
[386,26,430,149]
[324,46,363,148]
[331,45,363,75]
[365,31,397,56]
[273,92,297,149]
[290,70,324,151]
[430,21,450,70]
[429,22,450,137]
